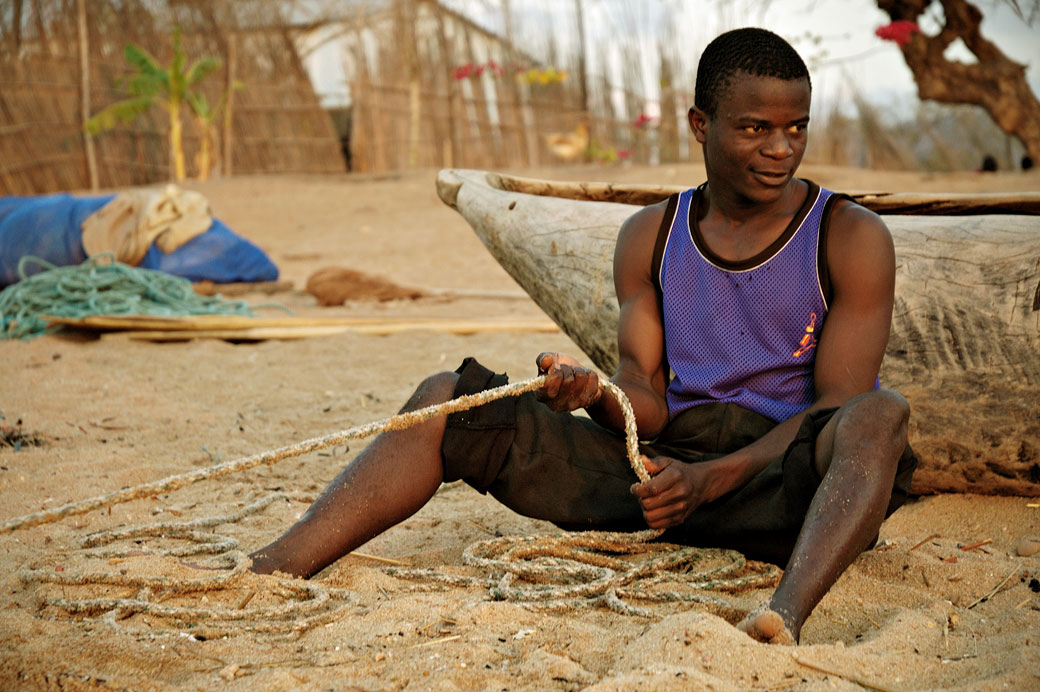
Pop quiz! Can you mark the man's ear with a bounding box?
[688,106,709,144]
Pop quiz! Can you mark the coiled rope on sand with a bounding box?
[0,255,264,340]
[387,531,780,618]
[20,494,358,639]
[9,371,779,627]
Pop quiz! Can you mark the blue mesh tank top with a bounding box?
[654,181,840,423]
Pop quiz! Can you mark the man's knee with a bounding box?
[833,389,908,434]
[816,389,910,477]
[400,370,460,413]
[859,389,910,439]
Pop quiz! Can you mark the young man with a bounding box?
[250,27,917,645]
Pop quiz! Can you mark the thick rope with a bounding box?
[11,379,779,625]
[0,255,278,340]
[385,531,781,617]
[19,493,357,639]
[19,491,778,631]
[1,377,644,533]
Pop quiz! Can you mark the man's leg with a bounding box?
[739,389,910,643]
[249,371,458,578]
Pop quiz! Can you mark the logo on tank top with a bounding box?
[793,312,818,358]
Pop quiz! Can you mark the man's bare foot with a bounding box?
[737,607,797,645]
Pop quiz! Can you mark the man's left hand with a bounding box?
[630,455,709,529]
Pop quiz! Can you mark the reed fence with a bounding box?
[0,0,344,196]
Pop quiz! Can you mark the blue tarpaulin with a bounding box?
[0,193,278,287]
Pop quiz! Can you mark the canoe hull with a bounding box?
[438,169,1040,496]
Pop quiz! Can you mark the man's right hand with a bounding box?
[535,352,602,412]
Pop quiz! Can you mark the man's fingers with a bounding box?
[583,374,601,406]
[643,508,684,529]
[639,488,689,527]
[539,371,561,400]
[629,457,696,529]
[641,455,669,476]
[536,354,602,411]
[630,472,673,501]
[635,483,680,510]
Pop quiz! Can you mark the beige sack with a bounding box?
[81,184,212,265]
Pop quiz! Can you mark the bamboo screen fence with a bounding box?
[339,1,692,173]
[0,0,696,195]
[0,0,344,196]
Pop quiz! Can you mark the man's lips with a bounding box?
[753,170,789,185]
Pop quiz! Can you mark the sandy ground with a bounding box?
[1,162,1039,691]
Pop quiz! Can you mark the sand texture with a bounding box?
[1,163,1039,691]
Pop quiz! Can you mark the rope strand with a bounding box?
[2,374,645,533]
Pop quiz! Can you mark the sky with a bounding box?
[303,0,1040,122]
[438,0,1040,118]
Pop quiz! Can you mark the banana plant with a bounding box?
[85,26,221,182]
[186,80,243,181]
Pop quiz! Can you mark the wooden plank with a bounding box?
[47,313,561,335]
[102,326,353,341]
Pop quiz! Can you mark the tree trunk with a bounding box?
[169,100,185,182]
[77,0,98,191]
[437,168,1040,496]
[434,7,460,168]
[223,32,236,177]
[877,0,1040,162]
[400,0,422,168]
[195,127,212,182]
[573,0,589,117]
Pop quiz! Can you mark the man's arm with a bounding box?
[538,200,672,437]
[632,200,897,529]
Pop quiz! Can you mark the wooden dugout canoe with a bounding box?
[436,168,1040,497]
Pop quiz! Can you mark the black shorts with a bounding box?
[441,357,918,564]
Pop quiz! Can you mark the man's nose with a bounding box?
[762,129,794,158]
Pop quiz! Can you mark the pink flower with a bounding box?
[875,20,921,47]
[632,113,654,128]
[617,149,631,160]
[453,63,475,80]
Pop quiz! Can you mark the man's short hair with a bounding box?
[695,28,811,117]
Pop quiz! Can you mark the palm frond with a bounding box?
[123,44,169,92]
[84,95,157,135]
[185,57,222,88]
[125,71,165,97]
[186,90,213,119]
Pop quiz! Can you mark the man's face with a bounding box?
[689,71,811,205]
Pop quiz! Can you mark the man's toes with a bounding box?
[738,608,796,645]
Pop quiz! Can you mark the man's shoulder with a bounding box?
[827,193,886,234]
[613,197,678,282]
[823,193,896,297]
[619,197,674,243]
[815,187,891,255]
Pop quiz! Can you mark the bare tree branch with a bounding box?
[877,0,1040,161]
